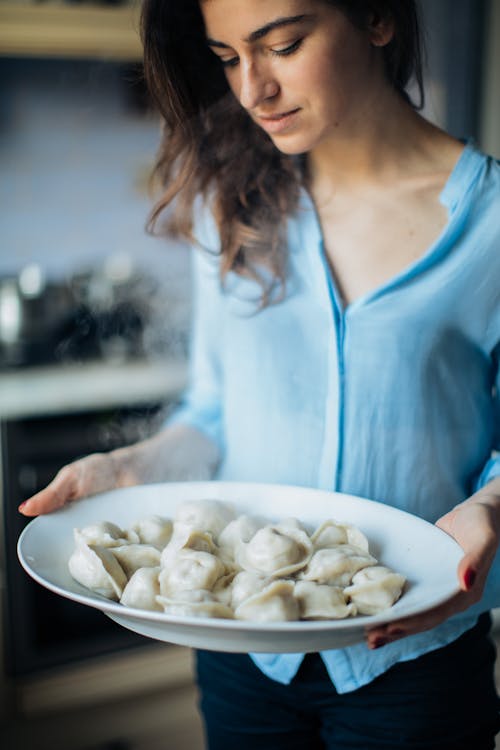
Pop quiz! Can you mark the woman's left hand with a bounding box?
[366,481,500,650]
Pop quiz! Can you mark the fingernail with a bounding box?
[18,501,27,512]
[464,568,476,589]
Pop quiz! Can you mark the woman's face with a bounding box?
[200,0,391,155]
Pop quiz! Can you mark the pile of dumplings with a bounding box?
[68,499,406,622]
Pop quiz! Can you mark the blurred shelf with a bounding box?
[0,1,142,61]
[0,358,187,418]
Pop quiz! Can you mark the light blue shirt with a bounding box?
[170,142,500,693]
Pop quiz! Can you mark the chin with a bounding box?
[269,133,317,156]
[266,122,326,155]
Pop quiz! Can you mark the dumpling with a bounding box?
[156,590,234,619]
[212,571,238,606]
[237,525,313,578]
[299,544,376,587]
[277,517,307,532]
[111,544,161,578]
[294,581,357,620]
[67,501,407,621]
[159,549,225,596]
[234,580,299,622]
[174,499,235,540]
[74,521,134,548]
[230,570,269,609]
[130,516,173,550]
[311,520,369,552]
[344,566,406,615]
[160,526,219,568]
[217,515,264,561]
[68,535,127,600]
[120,566,162,611]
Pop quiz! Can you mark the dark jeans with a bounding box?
[196,614,500,750]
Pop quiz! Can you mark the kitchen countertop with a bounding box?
[0,358,188,419]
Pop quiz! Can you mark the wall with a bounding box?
[481,0,500,157]
[0,58,192,364]
[0,58,190,284]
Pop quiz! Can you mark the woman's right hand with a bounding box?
[18,423,221,517]
[18,451,124,517]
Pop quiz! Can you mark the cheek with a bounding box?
[304,35,370,103]
[287,47,344,109]
[302,53,364,122]
[292,65,342,122]
[277,59,327,108]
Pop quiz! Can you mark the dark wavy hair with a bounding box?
[141,0,424,304]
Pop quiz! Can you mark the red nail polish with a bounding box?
[464,569,476,589]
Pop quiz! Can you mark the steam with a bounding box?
[53,246,193,450]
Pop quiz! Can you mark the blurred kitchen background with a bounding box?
[0,1,499,749]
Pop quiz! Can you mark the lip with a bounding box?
[256,108,300,134]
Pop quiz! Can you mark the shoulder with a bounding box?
[192,195,221,254]
[479,149,500,187]
[193,196,220,253]
[468,145,500,202]
[474,152,500,240]
[189,196,223,289]
[483,156,500,212]
[455,145,500,239]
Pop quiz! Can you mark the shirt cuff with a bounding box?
[474,454,500,492]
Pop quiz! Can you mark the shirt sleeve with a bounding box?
[166,202,225,452]
[474,343,500,491]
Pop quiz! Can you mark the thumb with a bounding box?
[19,465,78,517]
[457,538,496,593]
[438,503,498,594]
[457,554,479,592]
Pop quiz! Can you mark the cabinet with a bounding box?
[0,1,142,61]
[5,646,205,750]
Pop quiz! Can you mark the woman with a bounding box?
[20,1,500,747]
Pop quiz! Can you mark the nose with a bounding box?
[238,59,279,111]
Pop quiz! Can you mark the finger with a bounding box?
[457,555,478,592]
[436,504,498,600]
[439,504,498,591]
[18,466,78,516]
[18,453,118,517]
[366,591,469,649]
[457,545,495,593]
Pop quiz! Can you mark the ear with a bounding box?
[368,13,395,48]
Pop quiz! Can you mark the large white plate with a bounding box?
[18,481,463,653]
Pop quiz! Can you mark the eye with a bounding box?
[207,45,240,69]
[270,38,303,57]
[219,56,239,69]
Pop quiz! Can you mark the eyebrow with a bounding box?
[206,14,315,49]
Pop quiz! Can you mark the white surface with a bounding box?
[17,481,463,653]
[0,359,187,418]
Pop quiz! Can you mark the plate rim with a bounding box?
[17,480,463,635]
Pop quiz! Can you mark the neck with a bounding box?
[307,88,439,192]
